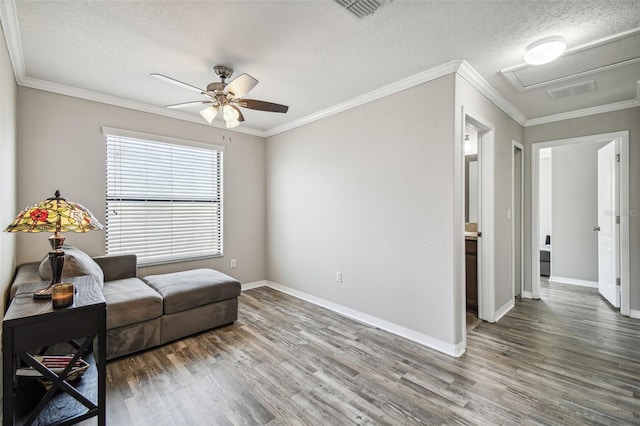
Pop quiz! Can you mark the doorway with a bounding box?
[530,131,630,315]
[461,109,495,348]
[512,141,524,299]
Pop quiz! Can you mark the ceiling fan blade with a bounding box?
[165,100,213,109]
[151,73,205,94]
[224,73,258,98]
[238,99,289,113]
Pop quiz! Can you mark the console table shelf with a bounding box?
[2,276,106,426]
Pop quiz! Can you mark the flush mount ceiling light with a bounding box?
[523,36,566,65]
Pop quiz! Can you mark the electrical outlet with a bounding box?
[230,259,237,269]
[336,271,342,283]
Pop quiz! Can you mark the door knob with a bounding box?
[593,225,600,231]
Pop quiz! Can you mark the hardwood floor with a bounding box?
[90,280,639,425]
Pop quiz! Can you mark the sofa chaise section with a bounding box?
[8,252,241,361]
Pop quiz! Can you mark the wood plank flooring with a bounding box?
[89,280,640,425]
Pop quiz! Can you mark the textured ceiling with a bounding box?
[2,0,639,133]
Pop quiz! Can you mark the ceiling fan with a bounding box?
[151,65,289,129]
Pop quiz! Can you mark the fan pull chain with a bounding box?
[221,128,232,143]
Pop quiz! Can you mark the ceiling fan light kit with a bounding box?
[523,35,566,65]
[199,105,219,124]
[152,65,289,129]
[223,105,241,129]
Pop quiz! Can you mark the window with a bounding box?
[103,127,224,266]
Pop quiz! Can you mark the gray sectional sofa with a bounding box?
[9,250,241,360]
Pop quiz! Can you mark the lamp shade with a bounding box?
[4,191,103,234]
[199,105,219,124]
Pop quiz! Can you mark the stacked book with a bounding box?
[16,355,89,389]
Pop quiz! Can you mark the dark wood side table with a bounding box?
[2,275,106,425]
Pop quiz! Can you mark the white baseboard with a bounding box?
[265,281,464,357]
[241,280,267,291]
[549,276,598,288]
[629,309,640,319]
[495,299,515,322]
[521,291,533,299]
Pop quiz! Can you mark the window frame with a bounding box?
[102,127,225,266]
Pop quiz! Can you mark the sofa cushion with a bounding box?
[143,268,241,315]
[10,263,42,299]
[101,277,163,329]
[39,245,104,289]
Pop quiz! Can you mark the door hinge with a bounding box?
[616,277,621,286]
[616,216,620,224]
[615,154,620,162]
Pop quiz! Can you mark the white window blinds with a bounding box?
[104,129,223,266]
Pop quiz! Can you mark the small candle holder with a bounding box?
[52,282,74,309]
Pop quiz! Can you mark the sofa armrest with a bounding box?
[93,254,138,282]
[9,262,42,300]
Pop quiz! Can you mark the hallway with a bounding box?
[466,279,640,423]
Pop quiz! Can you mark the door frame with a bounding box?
[530,131,629,315]
[462,108,495,329]
[512,141,524,299]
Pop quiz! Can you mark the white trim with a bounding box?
[531,145,541,299]
[2,1,638,137]
[629,309,640,320]
[101,126,225,152]
[548,276,599,288]
[525,99,640,127]
[464,109,496,323]
[0,0,24,82]
[241,280,267,291]
[530,131,630,315]
[20,75,268,137]
[522,291,533,299]
[495,299,515,322]
[265,281,464,357]
[457,61,526,126]
[512,141,524,300]
[618,134,630,316]
[503,58,640,92]
[264,60,463,137]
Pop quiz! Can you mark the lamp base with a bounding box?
[33,285,53,300]
[33,249,66,300]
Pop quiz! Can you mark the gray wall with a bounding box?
[16,88,267,283]
[524,107,640,311]
[266,72,524,351]
[551,142,606,282]
[266,75,458,347]
[0,21,18,399]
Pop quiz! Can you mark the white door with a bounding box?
[596,141,619,307]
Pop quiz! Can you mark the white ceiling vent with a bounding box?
[335,0,391,19]
[547,80,597,99]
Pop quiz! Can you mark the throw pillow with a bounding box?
[39,245,105,289]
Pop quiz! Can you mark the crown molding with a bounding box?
[4,0,637,137]
[524,98,640,127]
[18,76,267,137]
[0,0,25,81]
[264,60,464,137]
[0,1,266,138]
[457,61,527,126]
